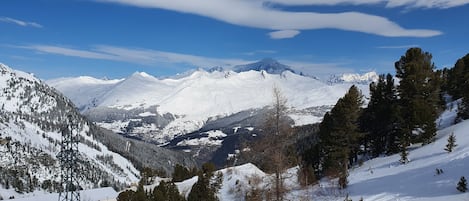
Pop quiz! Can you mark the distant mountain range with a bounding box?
[47,59,377,166]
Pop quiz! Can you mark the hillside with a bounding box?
[0,63,196,199]
[140,104,469,201]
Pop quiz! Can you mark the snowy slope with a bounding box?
[7,187,118,201]
[0,63,140,199]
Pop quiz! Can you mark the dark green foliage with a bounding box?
[116,180,185,201]
[320,86,363,187]
[446,54,469,100]
[152,181,185,201]
[187,162,222,201]
[361,74,401,156]
[457,176,467,192]
[399,142,409,164]
[117,190,136,201]
[448,54,469,121]
[444,133,457,153]
[395,48,441,144]
[172,164,196,182]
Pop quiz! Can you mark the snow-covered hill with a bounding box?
[0,63,196,199]
[0,63,139,195]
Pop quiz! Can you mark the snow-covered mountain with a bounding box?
[48,59,375,166]
[328,71,379,85]
[0,63,196,199]
[48,62,371,138]
[231,58,295,74]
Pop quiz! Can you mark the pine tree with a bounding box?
[153,181,185,201]
[451,54,469,121]
[457,176,467,192]
[362,74,401,156]
[187,162,221,201]
[399,144,409,164]
[320,85,363,188]
[444,133,457,153]
[395,48,441,145]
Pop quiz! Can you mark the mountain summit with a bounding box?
[231,58,295,74]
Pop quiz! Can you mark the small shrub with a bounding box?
[457,176,467,192]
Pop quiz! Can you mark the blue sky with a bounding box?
[0,0,468,80]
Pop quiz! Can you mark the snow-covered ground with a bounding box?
[6,187,118,201]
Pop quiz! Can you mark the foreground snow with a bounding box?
[345,120,469,201]
[7,187,118,201]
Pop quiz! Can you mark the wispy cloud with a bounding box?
[266,0,469,9]
[242,50,277,56]
[19,44,251,68]
[384,0,469,9]
[17,44,352,77]
[97,0,442,38]
[268,30,300,39]
[377,44,419,49]
[0,17,42,28]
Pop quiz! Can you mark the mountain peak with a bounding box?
[232,58,295,74]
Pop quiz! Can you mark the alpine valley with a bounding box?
[47,59,378,166]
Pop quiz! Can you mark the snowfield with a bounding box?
[7,187,118,201]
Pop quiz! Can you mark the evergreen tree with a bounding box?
[446,54,469,100]
[187,162,221,201]
[116,190,136,201]
[362,74,401,156]
[153,181,185,201]
[444,133,457,153]
[399,142,409,164]
[395,47,441,144]
[320,85,363,188]
[457,176,467,192]
[451,54,469,121]
[172,164,196,182]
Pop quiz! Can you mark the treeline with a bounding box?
[300,48,469,188]
[117,162,221,201]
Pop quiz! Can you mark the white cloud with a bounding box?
[385,0,469,9]
[377,44,419,49]
[268,30,300,39]
[98,0,442,38]
[0,17,42,28]
[265,0,469,9]
[18,44,353,78]
[20,44,251,68]
[242,50,277,56]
